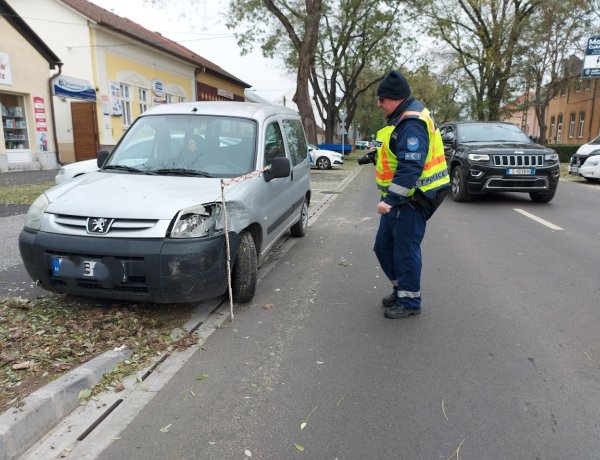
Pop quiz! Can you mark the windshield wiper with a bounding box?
[150,168,214,177]
[103,165,157,175]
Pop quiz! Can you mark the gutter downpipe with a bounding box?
[48,62,64,165]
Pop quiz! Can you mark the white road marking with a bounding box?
[513,208,564,231]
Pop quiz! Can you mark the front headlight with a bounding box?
[468,154,489,161]
[25,194,50,230]
[169,203,223,238]
[545,153,559,162]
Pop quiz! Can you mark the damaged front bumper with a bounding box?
[19,229,240,303]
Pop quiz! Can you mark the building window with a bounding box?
[578,112,585,138]
[166,94,173,104]
[549,116,555,139]
[560,83,567,97]
[138,87,148,114]
[119,83,132,127]
[575,79,581,93]
[584,79,591,91]
[556,114,563,143]
[568,112,576,138]
[179,96,186,103]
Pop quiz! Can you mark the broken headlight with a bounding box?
[169,203,223,238]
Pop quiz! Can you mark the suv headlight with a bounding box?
[468,153,489,161]
[25,194,50,230]
[545,153,559,162]
[169,203,223,238]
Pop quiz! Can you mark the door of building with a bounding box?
[71,101,99,161]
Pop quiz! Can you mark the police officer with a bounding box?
[373,70,450,319]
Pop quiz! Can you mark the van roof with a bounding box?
[143,101,300,120]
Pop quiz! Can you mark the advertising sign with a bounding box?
[52,75,96,100]
[33,96,48,151]
[582,35,600,78]
[0,52,13,85]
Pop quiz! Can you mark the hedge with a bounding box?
[544,144,581,163]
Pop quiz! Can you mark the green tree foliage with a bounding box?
[512,0,594,143]
[225,0,323,143]
[411,0,541,120]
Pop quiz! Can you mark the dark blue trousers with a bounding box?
[374,202,431,309]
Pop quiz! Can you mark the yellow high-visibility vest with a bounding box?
[375,107,449,199]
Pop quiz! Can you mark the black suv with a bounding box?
[440,121,560,203]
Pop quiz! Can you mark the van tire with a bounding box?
[231,231,257,303]
[290,198,308,237]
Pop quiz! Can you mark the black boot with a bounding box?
[381,291,396,307]
[384,305,421,319]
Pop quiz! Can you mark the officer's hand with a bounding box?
[376,201,392,215]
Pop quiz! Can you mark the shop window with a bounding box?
[138,87,148,114]
[577,112,585,138]
[1,94,29,151]
[119,83,132,127]
[166,94,173,104]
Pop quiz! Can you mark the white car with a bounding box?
[308,143,343,170]
[55,159,99,184]
[578,151,600,181]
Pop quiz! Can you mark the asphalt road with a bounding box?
[29,170,595,460]
[10,168,600,459]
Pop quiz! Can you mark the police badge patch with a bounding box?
[407,136,419,151]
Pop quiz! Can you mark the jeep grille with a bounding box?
[493,155,544,167]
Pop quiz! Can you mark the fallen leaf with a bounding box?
[300,422,307,430]
[295,443,305,452]
[78,388,92,400]
[244,449,252,457]
[114,383,125,393]
[263,304,274,310]
[195,373,210,381]
[12,361,31,370]
[160,423,172,433]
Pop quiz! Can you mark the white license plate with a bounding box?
[51,257,97,277]
[569,166,579,174]
[507,168,534,175]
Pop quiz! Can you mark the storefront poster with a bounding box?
[0,52,13,85]
[109,81,122,116]
[33,96,48,151]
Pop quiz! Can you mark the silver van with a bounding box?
[19,102,311,303]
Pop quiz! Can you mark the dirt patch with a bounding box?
[0,295,197,410]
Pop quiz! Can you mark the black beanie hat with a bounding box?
[377,70,411,100]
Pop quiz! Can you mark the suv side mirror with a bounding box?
[442,132,455,144]
[97,150,110,168]
[529,135,539,143]
[264,157,291,182]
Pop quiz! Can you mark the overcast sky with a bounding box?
[89,0,295,103]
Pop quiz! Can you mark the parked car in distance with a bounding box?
[355,140,370,150]
[20,102,311,304]
[55,158,99,184]
[568,134,600,180]
[441,121,560,202]
[308,143,344,170]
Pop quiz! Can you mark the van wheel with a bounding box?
[290,198,308,237]
[231,231,257,303]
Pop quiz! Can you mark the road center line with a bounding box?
[513,208,564,231]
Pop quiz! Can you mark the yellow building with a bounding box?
[9,0,250,163]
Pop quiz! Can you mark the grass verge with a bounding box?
[0,182,55,204]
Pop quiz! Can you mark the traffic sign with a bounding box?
[582,35,600,78]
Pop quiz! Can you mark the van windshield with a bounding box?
[106,115,257,177]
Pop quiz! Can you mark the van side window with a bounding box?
[264,122,286,167]
[282,119,307,166]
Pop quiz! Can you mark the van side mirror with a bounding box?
[97,150,110,168]
[264,157,291,182]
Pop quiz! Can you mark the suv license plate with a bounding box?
[507,168,534,175]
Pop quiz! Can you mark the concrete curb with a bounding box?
[0,349,132,460]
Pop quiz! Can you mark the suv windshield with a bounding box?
[457,123,532,144]
[107,114,257,177]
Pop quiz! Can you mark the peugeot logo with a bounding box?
[86,217,115,234]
